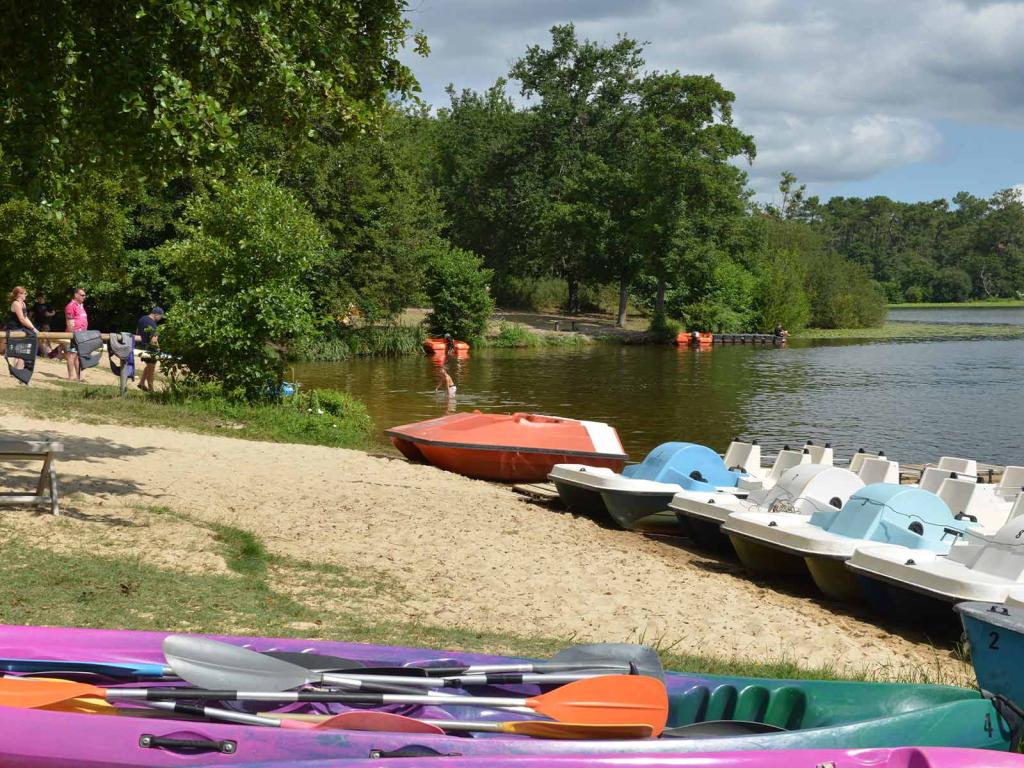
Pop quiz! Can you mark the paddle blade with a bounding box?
[317,711,445,734]
[0,678,102,709]
[526,675,668,736]
[502,721,654,740]
[263,652,364,673]
[163,635,310,691]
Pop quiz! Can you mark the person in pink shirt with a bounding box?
[64,287,88,381]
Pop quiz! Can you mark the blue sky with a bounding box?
[399,0,1024,205]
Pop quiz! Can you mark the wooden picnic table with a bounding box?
[0,440,63,515]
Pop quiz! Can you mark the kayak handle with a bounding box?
[138,734,237,755]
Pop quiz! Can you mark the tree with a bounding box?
[510,24,645,318]
[424,247,495,342]
[158,174,327,401]
[0,1,426,198]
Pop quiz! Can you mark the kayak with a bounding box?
[208,747,1024,768]
[0,624,1014,767]
[386,412,628,482]
[423,338,470,354]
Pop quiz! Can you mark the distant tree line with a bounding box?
[1,13,1020,398]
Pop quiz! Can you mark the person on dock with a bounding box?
[31,292,55,357]
[64,287,88,381]
[135,306,164,392]
[2,286,39,362]
[773,323,790,339]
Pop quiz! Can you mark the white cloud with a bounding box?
[400,0,1024,196]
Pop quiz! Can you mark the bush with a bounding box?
[648,313,681,342]
[754,250,810,332]
[488,321,541,348]
[425,246,495,341]
[803,251,886,328]
[295,324,424,362]
[158,175,327,402]
[932,267,972,303]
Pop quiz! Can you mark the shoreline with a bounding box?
[0,358,972,683]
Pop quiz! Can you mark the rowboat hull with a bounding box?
[387,413,627,482]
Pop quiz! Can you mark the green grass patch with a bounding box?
[1,381,375,450]
[888,299,1024,308]
[795,322,1024,341]
[484,321,593,349]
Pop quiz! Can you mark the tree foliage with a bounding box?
[424,247,495,342]
[0,0,425,197]
[158,175,327,401]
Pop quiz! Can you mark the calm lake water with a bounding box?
[295,308,1024,466]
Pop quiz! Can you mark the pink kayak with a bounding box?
[0,624,1013,766]
[214,748,1024,767]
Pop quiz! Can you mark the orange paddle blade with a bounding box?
[501,721,654,739]
[525,675,668,736]
[0,678,105,709]
[318,711,445,734]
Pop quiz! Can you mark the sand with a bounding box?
[0,358,965,678]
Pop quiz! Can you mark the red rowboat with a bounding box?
[386,412,628,482]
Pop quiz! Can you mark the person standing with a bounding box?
[64,287,88,381]
[31,292,55,357]
[135,306,164,392]
[3,286,38,362]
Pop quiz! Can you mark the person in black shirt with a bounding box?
[31,292,55,356]
[136,306,164,392]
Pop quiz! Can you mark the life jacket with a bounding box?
[108,331,135,395]
[72,330,104,369]
[4,328,36,385]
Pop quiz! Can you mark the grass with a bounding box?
[795,322,1024,341]
[0,506,966,685]
[888,298,1024,308]
[296,324,425,362]
[483,321,594,349]
[0,381,376,450]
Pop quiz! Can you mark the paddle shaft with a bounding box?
[319,671,608,688]
[106,688,536,708]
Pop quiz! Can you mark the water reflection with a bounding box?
[296,334,1023,467]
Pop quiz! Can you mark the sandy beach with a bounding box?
[0,358,967,680]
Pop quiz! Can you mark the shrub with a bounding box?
[754,250,810,332]
[488,321,540,348]
[158,175,327,402]
[425,246,495,341]
[932,267,972,303]
[648,312,681,342]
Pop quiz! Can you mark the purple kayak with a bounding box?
[210,748,1024,768]
[0,624,1013,766]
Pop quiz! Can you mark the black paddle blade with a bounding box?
[544,643,666,683]
[662,720,787,738]
[263,652,364,672]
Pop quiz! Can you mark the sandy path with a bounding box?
[0,363,963,676]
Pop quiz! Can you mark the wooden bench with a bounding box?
[0,440,63,515]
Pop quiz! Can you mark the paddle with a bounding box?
[662,720,787,737]
[282,711,655,740]
[0,675,669,734]
[353,643,666,682]
[163,637,501,700]
[165,636,660,693]
[0,651,358,681]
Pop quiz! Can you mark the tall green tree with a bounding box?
[0,0,426,198]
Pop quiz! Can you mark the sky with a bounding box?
[398,0,1024,205]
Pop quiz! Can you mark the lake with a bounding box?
[295,308,1024,467]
